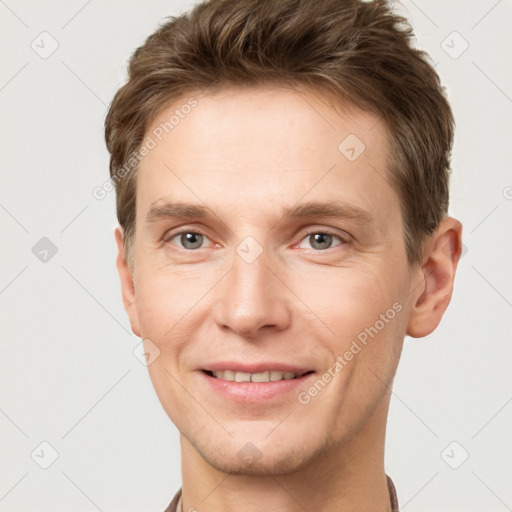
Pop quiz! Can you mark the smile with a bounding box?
[204,369,309,382]
[200,368,316,403]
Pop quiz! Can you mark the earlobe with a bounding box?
[114,227,141,337]
[406,217,463,338]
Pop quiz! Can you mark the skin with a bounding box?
[115,86,462,511]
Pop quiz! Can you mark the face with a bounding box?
[119,86,421,475]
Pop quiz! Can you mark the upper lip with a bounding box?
[201,362,313,376]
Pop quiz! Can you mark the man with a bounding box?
[105,0,462,510]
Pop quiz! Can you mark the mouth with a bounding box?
[200,367,317,403]
[202,369,314,382]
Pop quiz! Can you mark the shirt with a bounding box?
[163,475,399,511]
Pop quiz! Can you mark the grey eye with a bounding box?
[297,232,343,251]
[177,232,205,249]
[309,233,334,250]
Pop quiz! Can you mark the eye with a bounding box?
[297,232,345,251]
[167,231,210,250]
[164,230,346,251]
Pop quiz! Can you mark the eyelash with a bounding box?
[163,228,349,251]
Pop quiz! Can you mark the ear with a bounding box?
[115,226,141,338]
[406,217,463,338]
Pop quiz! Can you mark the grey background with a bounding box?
[1,0,511,510]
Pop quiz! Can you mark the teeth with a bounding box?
[235,371,251,382]
[251,371,270,382]
[211,370,297,382]
[223,370,235,381]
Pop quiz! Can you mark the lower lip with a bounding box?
[200,370,316,403]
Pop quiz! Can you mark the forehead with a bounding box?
[136,86,396,223]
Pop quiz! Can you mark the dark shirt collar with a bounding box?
[164,475,399,511]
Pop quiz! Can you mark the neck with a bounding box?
[179,392,392,512]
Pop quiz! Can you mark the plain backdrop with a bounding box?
[1,1,511,511]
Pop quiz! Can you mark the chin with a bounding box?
[206,451,312,476]
[190,430,329,477]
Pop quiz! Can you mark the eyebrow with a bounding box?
[145,200,374,225]
[284,201,373,225]
[146,202,209,222]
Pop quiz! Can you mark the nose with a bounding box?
[212,250,292,338]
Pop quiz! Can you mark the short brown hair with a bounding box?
[105,0,454,271]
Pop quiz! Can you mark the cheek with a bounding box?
[328,267,407,388]
[134,262,202,337]
[298,265,407,413]
[289,262,403,342]
[133,264,222,378]
[134,277,175,340]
